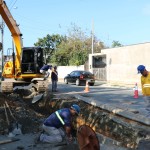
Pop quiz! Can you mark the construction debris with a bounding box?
[32,93,44,104]
[0,138,20,145]
[0,92,44,135]
[0,89,150,150]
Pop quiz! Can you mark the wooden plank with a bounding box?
[0,138,20,145]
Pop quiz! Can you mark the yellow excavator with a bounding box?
[0,0,48,93]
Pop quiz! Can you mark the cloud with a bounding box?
[142,4,150,15]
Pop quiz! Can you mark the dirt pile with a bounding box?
[0,92,45,135]
[0,91,82,150]
[0,90,81,136]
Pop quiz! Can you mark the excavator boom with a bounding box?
[0,0,22,70]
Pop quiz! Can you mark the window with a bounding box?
[92,56,106,68]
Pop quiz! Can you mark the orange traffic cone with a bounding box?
[84,81,90,92]
[134,83,139,99]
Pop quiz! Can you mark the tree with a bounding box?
[54,24,106,66]
[34,24,106,66]
[34,34,65,63]
[111,40,123,48]
[50,40,70,66]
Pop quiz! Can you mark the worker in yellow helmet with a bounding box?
[137,65,150,117]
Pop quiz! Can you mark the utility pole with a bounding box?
[90,19,94,74]
[91,20,94,54]
[0,18,4,81]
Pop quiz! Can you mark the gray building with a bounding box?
[89,42,150,87]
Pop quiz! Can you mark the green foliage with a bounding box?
[111,40,123,48]
[34,24,106,66]
[34,34,65,63]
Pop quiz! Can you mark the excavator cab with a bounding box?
[21,47,44,74]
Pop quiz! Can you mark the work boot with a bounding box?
[34,131,45,144]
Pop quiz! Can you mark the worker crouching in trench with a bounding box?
[38,104,80,144]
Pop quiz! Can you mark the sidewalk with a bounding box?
[57,80,150,126]
[75,94,150,126]
[78,88,150,126]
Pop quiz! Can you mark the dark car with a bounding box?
[64,70,95,86]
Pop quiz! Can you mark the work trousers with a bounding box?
[144,96,150,109]
[40,124,65,143]
[52,80,57,91]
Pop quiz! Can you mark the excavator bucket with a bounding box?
[32,93,44,104]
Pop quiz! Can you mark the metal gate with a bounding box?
[93,67,106,81]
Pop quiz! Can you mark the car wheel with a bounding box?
[89,83,94,86]
[64,78,68,84]
[76,79,80,86]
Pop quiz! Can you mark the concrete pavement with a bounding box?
[57,80,150,126]
[75,94,150,126]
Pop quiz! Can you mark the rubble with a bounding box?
[0,90,81,150]
[0,92,44,135]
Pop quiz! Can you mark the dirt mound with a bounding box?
[0,90,80,136]
[0,92,45,135]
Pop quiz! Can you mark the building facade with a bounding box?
[89,42,150,87]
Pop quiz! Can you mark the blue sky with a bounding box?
[1,0,150,54]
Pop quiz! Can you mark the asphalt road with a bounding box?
[56,81,144,108]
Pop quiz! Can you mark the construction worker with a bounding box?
[39,104,80,144]
[51,66,58,92]
[137,65,150,117]
[40,64,52,80]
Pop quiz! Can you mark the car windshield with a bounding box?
[69,71,93,76]
[74,72,80,76]
[82,71,93,75]
[70,72,75,76]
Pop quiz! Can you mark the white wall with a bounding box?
[89,42,150,87]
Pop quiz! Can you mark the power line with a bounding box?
[9,0,18,10]
[16,14,52,31]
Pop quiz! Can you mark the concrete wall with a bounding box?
[89,42,150,87]
[57,65,84,79]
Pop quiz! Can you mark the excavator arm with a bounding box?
[0,0,47,93]
[0,0,22,77]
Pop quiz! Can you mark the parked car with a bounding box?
[64,70,95,86]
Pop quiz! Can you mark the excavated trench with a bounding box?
[28,91,150,149]
[0,89,150,149]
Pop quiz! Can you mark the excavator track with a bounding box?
[1,81,13,93]
[1,79,31,93]
[31,78,49,93]
[1,79,48,93]
[36,80,48,92]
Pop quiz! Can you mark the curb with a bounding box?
[74,94,150,126]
